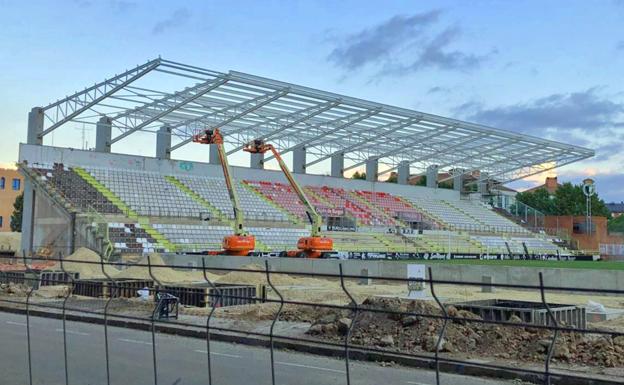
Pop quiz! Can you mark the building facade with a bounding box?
[0,168,22,232]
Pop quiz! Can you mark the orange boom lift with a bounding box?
[244,139,333,258]
[192,128,255,256]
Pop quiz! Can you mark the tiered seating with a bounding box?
[355,190,422,222]
[250,227,308,250]
[446,200,528,233]
[152,223,308,252]
[308,186,389,226]
[87,168,202,217]
[178,176,289,222]
[471,235,566,255]
[512,237,565,254]
[245,181,339,223]
[108,223,166,254]
[406,198,476,229]
[326,231,393,252]
[405,230,484,254]
[471,235,514,254]
[152,223,229,251]
[30,163,121,214]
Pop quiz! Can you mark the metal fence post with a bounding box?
[428,267,449,385]
[539,272,558,385]
[147,255,160,385]
[201,258,222,385]
[99,253,117,385]
[59,252,74,385]
[338,263,358,385]
[265,260,283,385]
[22,251,34,385]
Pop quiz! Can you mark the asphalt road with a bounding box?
[0,311,520,385]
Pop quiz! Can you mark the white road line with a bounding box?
[55,328,90,336]
[406,381,429,385]
[6,321,27,326]
[193,349,241,358]
[118,338,153,346]
[275,361,345,374]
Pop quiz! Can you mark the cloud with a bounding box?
[383,26,494,75]
[110,0,136,13]
[328,11,441,70]
[427,86,450,95]
[152,8,191,35]
[327,11,492,76]
[461,88,624,136]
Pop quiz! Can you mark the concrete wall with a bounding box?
[163,254,623,293]
[18,144,459,201]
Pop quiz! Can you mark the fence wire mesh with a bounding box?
[0,252,622,385]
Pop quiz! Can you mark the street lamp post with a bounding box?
[582,178,596,235]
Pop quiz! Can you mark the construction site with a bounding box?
[0,58,621,385]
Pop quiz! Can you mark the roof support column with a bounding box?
[95,116,112,153]
[426,164,439,188]
[156,125,171,160]
[250,152,264,169]
[366,158,378,182]
[398,161,410,185]
[27,107,44,145]
[293,146,306,174]
[209,144,220,165]
[454,168,465,192]
[479,172,490,196]
[20,178,35,257]
[331,152,344,178]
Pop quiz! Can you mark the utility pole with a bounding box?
[75,123,93,150]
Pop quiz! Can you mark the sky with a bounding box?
[0,0,623,201]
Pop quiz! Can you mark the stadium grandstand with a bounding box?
[18,58,594,259]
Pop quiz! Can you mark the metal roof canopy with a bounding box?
[34,58,594,184]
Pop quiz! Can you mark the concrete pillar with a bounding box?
[331,153,344,178]
[250,152,264,169]
[398,161,410,185]
[479,172,489,195]
[20,179,35,257]
[156,125,171,159]
[293,146,306,174]
[95,116,112,153]
[453,168,465,192]
[426,164,438,188]
[209,144,220,165]
[365,158,378,182]
[27,107,44,145]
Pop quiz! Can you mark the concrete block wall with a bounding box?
[163,254,623,294]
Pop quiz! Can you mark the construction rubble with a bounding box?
[303,297,624,368]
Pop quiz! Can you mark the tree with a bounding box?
[515,182,611,217]
[351,171,366,180]
[386,172,398,183]
[515,188,556,215]
[608,215,624,233]
[10,193,23,232]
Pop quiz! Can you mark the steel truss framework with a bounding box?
[35,58,594,184]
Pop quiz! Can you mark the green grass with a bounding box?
[407,259,624,271]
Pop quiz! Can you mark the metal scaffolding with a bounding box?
[30,58,594,183]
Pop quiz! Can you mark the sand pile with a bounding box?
[115,253,218,283]
[215,263,329,287]
[48,247,118,279]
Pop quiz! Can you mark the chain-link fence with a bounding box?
[0,253,622,385]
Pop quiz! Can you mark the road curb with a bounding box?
[0,305,620,385]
